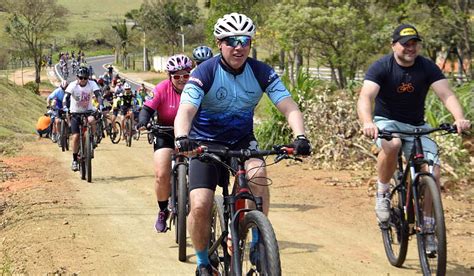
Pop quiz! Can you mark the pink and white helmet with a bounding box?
[166,54,193,73]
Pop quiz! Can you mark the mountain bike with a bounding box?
[378,123,458,276]
[196,144,299,275]
[147,123,189,262]
[74,112,95,183]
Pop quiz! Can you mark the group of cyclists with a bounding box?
[39,13,471,276]
[58,50,91,79]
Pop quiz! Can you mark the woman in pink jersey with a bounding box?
[137,54,193,232]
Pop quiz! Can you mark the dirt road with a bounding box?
[1,137,473,275]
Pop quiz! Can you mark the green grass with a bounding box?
[55,0,144,39]
[0,78,45,155]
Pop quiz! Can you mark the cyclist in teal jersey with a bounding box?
[174,13,311,275]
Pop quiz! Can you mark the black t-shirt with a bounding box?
[364,54,445,125]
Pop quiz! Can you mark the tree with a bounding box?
[3,0,68,90]
[111,20,131,67]
[135,0,200,54]
[267,2,381,88]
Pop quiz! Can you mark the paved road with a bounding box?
[54,55,143,91]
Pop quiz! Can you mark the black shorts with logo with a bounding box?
[153,128,175,151]
[188,134,262,192]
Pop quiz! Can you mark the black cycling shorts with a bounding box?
[188,134,262,192]
[153,129,175,151]
[119,105,132,116]
[70,112,93,134]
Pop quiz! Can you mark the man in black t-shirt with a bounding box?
[357,24,470,228]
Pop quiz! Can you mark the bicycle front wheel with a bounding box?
[177,163,188,262]
[209,195,230,276]
[85,129,93,183]
[381,174,409,267]
[110,122,122,144]
[416,175,446,276]
[79,132,86,180]
[147,132,154,144]
[239,210,281,276]
[125,119,132,147]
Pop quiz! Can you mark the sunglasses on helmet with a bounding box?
[222,36,252,48]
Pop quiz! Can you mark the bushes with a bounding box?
[255,72,472,179]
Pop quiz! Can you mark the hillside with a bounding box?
[0,79,46,155]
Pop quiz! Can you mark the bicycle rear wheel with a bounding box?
[110,122,122,144]
[209,195,230,276]
[381,173,409,267]
[85,129,93,183]
[176,163,188,262]
[239,210,281,275]
[416,175,446,276]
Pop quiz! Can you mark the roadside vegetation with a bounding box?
[0,79,45,155]
[0,0,471,183]
[256,72,473,184]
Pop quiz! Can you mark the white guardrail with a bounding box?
[275,67,364,81]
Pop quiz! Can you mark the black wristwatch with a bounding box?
[296,134,308,140]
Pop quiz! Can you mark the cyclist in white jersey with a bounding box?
[63,67,101,171]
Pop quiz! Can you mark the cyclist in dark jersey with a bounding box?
[357,24,470,250]
[174,13,311,275]
[117,82,135,138]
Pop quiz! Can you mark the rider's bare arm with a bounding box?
[357,80,380,139]
[431,79,471,133]
[174,103,198,137]
[275,97,306,137]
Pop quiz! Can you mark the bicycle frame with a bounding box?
[379,123,457,274]
[200,146,295,275]
[392,136,436,235]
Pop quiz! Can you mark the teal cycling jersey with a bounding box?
[180,56,291,145]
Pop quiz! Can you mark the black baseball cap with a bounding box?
[392,24,422,44]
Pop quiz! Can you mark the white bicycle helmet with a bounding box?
[60,80,68,89]
[193,46,213,63]
[123,82,131,90]
[166,54,193,73]
[214,13,256,39]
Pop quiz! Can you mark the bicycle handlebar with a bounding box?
[195,145,296,162]
[378,123,458,141]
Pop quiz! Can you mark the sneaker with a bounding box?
[154,209,169,232]
[424,224,437,255]
[52,134,58,143]
[375,193,391,222]
[195,264,219,276]
[71,161,79,171]
[250,243,261,272]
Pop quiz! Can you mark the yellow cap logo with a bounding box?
[400,28,417,36]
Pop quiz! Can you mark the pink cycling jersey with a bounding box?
[144,79,180,126]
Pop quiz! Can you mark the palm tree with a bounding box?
[112,20,130,68]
